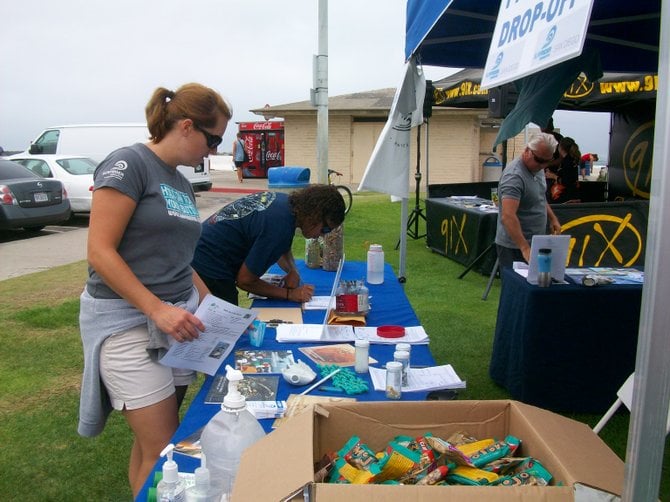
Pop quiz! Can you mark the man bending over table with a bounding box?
[495,133,561,269]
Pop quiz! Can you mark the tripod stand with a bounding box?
[406,123,426,240]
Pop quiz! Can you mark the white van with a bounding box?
[27,123,212,191]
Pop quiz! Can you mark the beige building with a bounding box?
[252,88,528,188]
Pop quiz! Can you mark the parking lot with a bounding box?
[0,169,267,280]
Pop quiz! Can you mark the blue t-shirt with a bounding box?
[234,139,246,162]
[192,191,296,281]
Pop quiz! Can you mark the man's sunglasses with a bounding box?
[193,123,223,149]
[321,223,333,234]
[530,149,552,165]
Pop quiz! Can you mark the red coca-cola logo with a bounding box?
[266,151,281,161]
[239,121,283,132]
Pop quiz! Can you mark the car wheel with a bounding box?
[23,225,45,232]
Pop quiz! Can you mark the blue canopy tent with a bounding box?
[406,1,660,71]
[407,1,661,146]
[405,1,669,500]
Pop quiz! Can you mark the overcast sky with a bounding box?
[0,0,609,158]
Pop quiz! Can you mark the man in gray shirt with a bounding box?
[495,133,561,268]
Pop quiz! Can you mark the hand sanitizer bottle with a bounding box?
[156,444,185,502]
[185,453,219,502]
[200,365,265,501]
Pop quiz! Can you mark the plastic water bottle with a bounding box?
[366,244,384,284]
[537,248,552,288]
[200,365,265,500]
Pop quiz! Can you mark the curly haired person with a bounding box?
[192,185,346,305]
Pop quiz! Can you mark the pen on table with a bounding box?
[300,367,342,396]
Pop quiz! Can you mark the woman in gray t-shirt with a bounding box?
[78,83,231,498]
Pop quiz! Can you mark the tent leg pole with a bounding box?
[407,123,426,240]
[398,198,408,283]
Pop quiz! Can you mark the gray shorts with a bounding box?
[100,324,196,410]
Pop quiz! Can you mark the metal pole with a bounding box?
[623,2,670,500]
[425,118,430,194]
[398,198,408,282]
[315,0,329,184]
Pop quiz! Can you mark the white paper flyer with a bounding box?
[160,294,257,375]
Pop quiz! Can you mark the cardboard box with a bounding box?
[233,400,624,501]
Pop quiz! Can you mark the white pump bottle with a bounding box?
[156,443,185,502]
[200,365,265,500]
[185,452,219,502]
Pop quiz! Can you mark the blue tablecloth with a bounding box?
[489,267,642,414]
[137,260,434,500]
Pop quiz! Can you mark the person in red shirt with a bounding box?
[580,152,599,179]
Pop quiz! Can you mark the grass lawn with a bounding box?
[0,192,667,500]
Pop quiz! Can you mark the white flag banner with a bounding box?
[358,57,425,198]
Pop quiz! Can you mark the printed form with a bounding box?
[160,294,257,375]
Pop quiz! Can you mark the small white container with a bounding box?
[393,349,410,386]
[385,361,403,399]
[354,339,370,373]
[396,343,411,370]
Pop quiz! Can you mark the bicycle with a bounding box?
[328,169,353,215]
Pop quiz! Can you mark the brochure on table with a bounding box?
[565,267,644,285]
[160,294,258,375]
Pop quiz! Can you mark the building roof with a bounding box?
[251,88,396,118]
[251,85,485,120]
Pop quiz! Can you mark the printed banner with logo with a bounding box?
[481,0,595,89]
[551,200,649,268]
[608,102,656,201]
[432,69,658,112]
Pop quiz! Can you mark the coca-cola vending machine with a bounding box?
[238,121,284,178]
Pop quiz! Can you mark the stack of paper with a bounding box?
[369,364,466,393]
[355,326,429,345]
[275,324,355,343]
[275,324,430,344]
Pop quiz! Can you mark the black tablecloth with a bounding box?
[426,197,498,275]
[489,267,642,413]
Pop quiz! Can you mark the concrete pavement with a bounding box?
[0,169,268,281]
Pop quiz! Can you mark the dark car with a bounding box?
[0,159,71,232]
